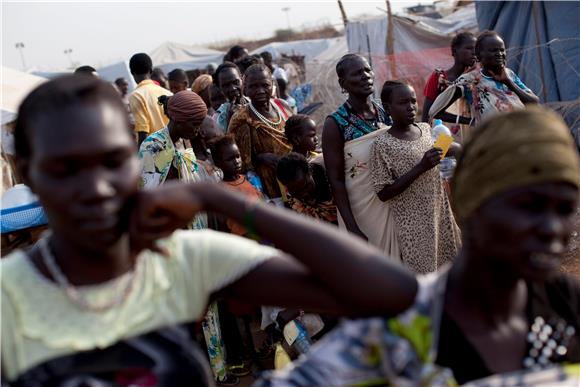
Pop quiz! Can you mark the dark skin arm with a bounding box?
[431,87,472,125]
[421,97,434,123]
[376,148,442,202]
[322,117,367,240]
[130,182,418,317]
[489,68,539,104]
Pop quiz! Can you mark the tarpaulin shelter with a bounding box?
[1,66,46,126]
[344,3,478,109]
[149,41,224,73]
[1,67,47,192]
[97,61,137,92]
[251,37,346,63]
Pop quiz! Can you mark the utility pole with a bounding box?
[281,7,291,31]
[64,48,74,68]
[15,42,27,70]
[337,0,348,28]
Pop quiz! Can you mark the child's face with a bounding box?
[383,85,417,126]
[293,119,318,152]
[286,170,316,204]
[216,144,242,177]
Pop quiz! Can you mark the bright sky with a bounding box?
[2,1,430,71]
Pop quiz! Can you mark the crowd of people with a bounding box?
[1,28,579,387]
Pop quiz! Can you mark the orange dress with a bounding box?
[222,175,263,236]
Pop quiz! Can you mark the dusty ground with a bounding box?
[561,204,580,279]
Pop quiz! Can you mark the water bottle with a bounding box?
[246,171,264,193]
[292,320,312,354]
[431,119,456,180]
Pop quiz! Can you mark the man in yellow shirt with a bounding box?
[129,53,172,146]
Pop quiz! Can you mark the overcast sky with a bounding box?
[3,1,428,71]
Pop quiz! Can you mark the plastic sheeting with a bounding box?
[252,37,345,62]
[149,41,223,66]
[346,4,478,56]
[1,66,46,125]
[476,1,580,103]
[97,61,137,92]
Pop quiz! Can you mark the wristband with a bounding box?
[243,200,260,240]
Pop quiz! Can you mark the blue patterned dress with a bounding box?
[329,100,392,142]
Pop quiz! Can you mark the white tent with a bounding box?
[1,66,47,125]
[97,61,137,92]
[252,37,346,63]
[149,41,224,72]
[150,41,223,65]
[346,3,478,57]
[155,54,224,73]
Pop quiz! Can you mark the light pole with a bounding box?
[15,42,27,70]
[64,48,74,68]
[281,7,291,31]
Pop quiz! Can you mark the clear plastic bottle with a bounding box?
[292,320,312,354]
[431,119,456,180]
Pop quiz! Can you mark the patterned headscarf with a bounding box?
[191,74,213,94]
[452,106,580,221]
[167,90,207,124]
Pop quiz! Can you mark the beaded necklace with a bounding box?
[38,234,137,313]
[249,100,283,131]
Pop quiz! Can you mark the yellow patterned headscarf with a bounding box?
[452,106,580,221]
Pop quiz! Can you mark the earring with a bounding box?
[341,88,347,94]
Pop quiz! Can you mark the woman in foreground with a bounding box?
[258,106,580,386]
[0,75,416,386]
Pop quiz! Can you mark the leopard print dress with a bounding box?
[370,122,461,274]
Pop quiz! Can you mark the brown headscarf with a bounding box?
[452,106,580,221]
[191,74,213,95]
[167,90,207,124]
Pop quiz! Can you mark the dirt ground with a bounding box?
[561,204,580,279]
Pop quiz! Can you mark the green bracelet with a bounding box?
[243,200,260,240]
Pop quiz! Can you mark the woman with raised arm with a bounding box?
[1,75,416,386]
[322,53,399,258]
[430,30,539,127]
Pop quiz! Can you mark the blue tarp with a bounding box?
[475,1,580,103]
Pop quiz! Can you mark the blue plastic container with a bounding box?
[1,201,48,233]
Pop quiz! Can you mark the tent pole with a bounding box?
[386,0,397,78]
[531,1,548,102]
[337,0,349,28]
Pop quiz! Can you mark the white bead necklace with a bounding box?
[249,100,283,131]
[38,234,137,313]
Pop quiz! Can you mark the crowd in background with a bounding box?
[1,27,579,387]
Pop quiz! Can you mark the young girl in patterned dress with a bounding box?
[370,81,462,274]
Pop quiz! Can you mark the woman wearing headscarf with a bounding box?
[138,90,234,383]
[191,74,215,116]
[228,64,293,202]
[322,54,399,258]
[429,30,539,127]
[259,106,580,386]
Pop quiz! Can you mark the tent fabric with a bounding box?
[251,37,345,62]
[97,61,137,92]
[475,1,580,103]
[1,66,46,125]
[345,3,478,56]
[149,41,223,66]
[155,53,224,73]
